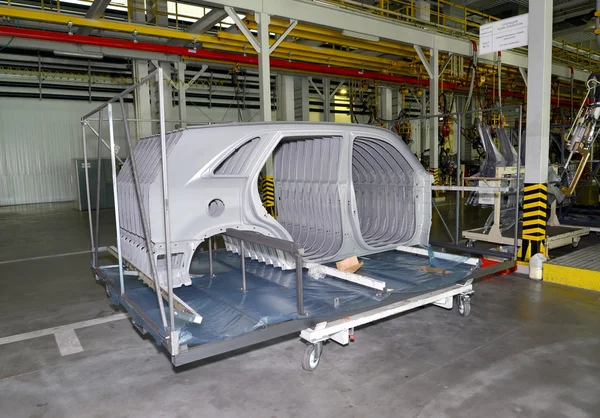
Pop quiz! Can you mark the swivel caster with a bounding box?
[454,294,471,317]
[302,341,323,371]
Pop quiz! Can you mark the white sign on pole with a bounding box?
[479,14,529,55]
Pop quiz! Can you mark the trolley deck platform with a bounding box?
[95,247,510,369]
[463,224,589,250]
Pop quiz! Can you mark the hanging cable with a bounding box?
[464,40,478,112]
[0,18,20,51]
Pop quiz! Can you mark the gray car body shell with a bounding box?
[117,122,432,288]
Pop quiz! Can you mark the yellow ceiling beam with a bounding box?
[246,20,415,58]
[216,31,403,68]
[201,42,409,73]
[0,6,403,72]
[0,5,202,41]
[250,15,419,55]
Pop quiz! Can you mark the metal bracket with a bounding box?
[151,60,178,91]
[433,296,453,309]
[225,6,260,52]
[83,121,124,164]
[270,20,298,54]
[186,64,208,90]
[308,76,323,100]
[330,329,350,345]
[439,53,454,76]
[414,45,433,79]
[308,77,343,102]
[330,80,344,99]
[519,67,528,88]
[170,330,180,356]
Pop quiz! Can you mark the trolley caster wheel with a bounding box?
[302,342,323,372]
[455,295,471,317]
[466,240,475,248]
[572,238,580,248]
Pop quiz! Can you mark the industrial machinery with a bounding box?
[562,75,600,196]
[462,109,590,252]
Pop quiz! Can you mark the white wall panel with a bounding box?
[0,98,132,206]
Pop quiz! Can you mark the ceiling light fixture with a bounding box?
[54,50,104,60]
[341,30,380,42]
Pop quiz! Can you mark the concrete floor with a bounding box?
[1,202,600,418]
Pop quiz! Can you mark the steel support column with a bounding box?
[322,78,331,121]
[295,77,310,121]
[420,88,427,158]
[150,61,175,132]
[177,62,187,128]
[277,74,295,121]
[133,60,152,139]
[429,48,439,174]
[520,0,553,262]
[415,45,439,173]
[224,7,295,176]
[379,86,393,121]
[257,12,272,122]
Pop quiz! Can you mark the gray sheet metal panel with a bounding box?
[496,127,519,167]
[117,123,431,288]
[476,119,507,177]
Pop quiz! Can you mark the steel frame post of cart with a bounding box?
[480,14,528,55]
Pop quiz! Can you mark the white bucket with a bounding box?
[529,253,547,280]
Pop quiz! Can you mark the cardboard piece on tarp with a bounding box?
[419,266,452,275]
[336,256,364,273]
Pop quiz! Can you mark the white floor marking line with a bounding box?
[0,313,130,347]
[0,250,92,265]
[54,329,84,356]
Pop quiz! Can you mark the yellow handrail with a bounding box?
[325,0,600,72]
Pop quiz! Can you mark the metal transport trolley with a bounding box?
[82,69,513,371]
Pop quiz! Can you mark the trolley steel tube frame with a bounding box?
[81,68,175,344]
[223,228,306,316]
[208,237,214,277]
[118,97,168,328]
[107,103,126,296]
[93,109,102,267]
[81,124,95,266]
[514,105,523,260]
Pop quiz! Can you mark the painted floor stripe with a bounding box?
[0,250,93,265]
[54,329,84,356]
[0,313,130,347]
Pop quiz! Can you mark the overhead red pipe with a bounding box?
[0,26,575,107]
[0,26,460,88]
